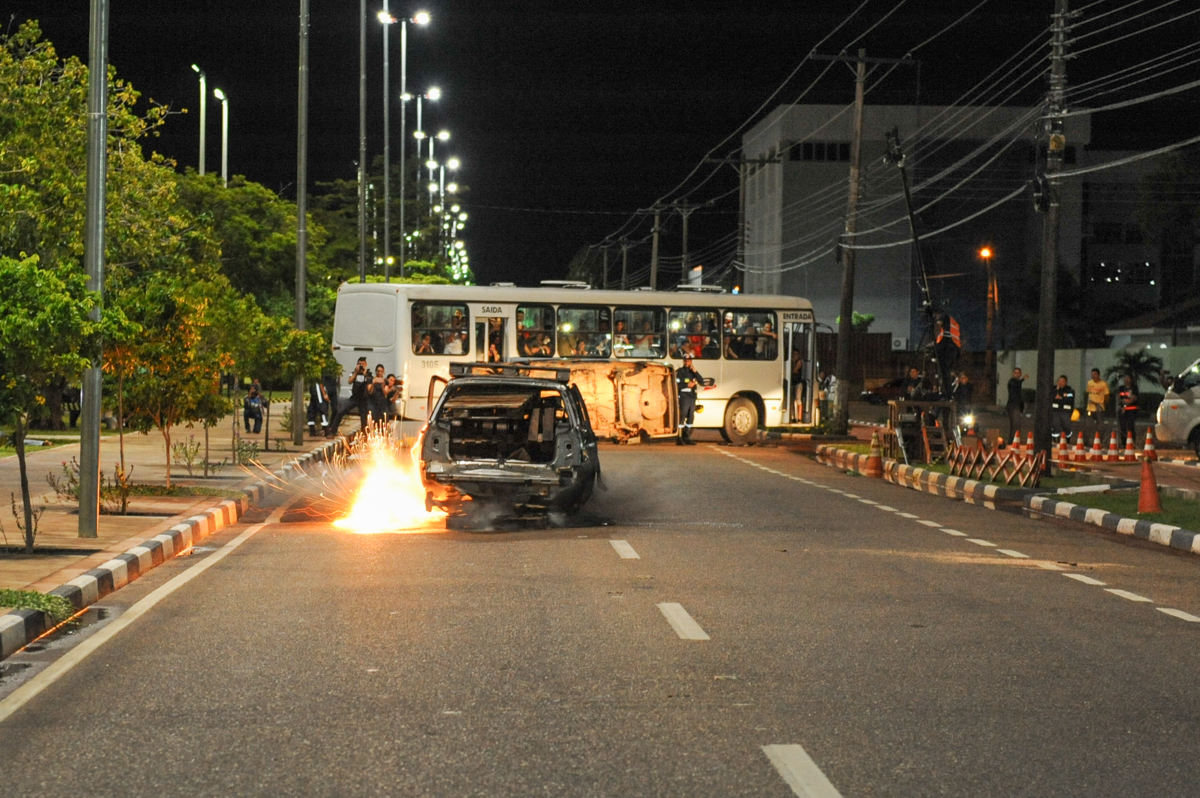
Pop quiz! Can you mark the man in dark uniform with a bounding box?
[1116,374,1139,445]
[1006,367,1027,438]
[307,379,330,437]
[676,355,703,446]
[330,357,370,435]
[1050,374,1076,445]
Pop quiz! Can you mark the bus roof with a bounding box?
[336,282,814,311]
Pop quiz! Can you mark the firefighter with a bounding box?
[1050,374,1076,445]
[1116,374,1139,446]
[676,355,704,446]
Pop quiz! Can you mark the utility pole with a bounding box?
[620,237,630,291]
[648,205,662,289]
[601,245,610,290]
[813,49,915,435]
[703,155,780,290]
[675,201,702,281]
[1034,0,1070,463]
[293,0,310,447]
[79,0,108,539]
[358,0,367,282]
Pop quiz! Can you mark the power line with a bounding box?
[1071,5,1200,56]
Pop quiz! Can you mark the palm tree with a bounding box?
[1105,348,1164,391]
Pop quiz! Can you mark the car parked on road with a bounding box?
[1156,358,1200,456]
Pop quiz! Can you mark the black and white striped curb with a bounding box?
[815,445,1038,505]
[1025,494,1200,555]
[0,439,342,661]
[849,419,888,429]
[1156,457,1200,468]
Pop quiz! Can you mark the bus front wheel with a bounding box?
[723,398,758,445]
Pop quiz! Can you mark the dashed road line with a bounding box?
[1105,588,1153,603]
[967,538,997,547]
[842,493,861,499]
[609,540,640,560]
[896,512,920,519]
[1064,574,1106,586]
[915,519,942,528]
[875,505,897,512]
[656,603,710,640]
[941,529,969,536]
[1157,607,1200,622]
[1037,562,1065,570]
[857,499,878,505]
[998,549,1030,559]
[762,744,843,798]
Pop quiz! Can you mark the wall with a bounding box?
[993,344,1200,404]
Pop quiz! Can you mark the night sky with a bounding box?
[11,1,1196,286]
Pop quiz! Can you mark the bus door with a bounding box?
[475,317,507,362]
[781,317,815,424]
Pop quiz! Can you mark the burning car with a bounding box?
[418,364,601,520]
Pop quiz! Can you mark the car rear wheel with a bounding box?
[723,397,759,445]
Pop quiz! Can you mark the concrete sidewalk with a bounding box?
[0,409,332,593]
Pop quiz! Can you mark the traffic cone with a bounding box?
[1105,430,1119,462]
[1089,432,1103,462]
[1056,438,1067,464]
[1025,431,1034,456]
[1010,431,1021,454]
[865,431,884,478]
[1143,428,1157,462]
[1138,456,1162,513]
[1072,435,1085,463]
[1123,431,1136,462]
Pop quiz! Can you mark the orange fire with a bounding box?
[333,425,445,534]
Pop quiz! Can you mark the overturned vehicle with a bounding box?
[418,364,601,521]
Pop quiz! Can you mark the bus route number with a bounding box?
[421,360,440,369]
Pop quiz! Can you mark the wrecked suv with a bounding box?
[418,364,601,517]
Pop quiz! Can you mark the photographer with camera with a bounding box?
[330,357,370,435]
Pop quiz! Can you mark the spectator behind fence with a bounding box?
[1006,368,1026,438]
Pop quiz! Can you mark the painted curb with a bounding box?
[1024,494,1200,556]
[0,439,344,661]
[815,445,1039,505]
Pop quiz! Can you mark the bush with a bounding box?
[0,589,74,621]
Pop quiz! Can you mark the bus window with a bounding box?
[668,309,720,359]
[516,304,555,357]
[614,307,665,358]
[557,306,612,358]
[413,302,468,356]
[723,310,778,360]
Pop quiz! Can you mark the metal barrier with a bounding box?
[945,441,1044,488]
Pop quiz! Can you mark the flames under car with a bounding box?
[419,367,601,516]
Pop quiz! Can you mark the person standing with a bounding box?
[1116,374,1139,446]
[330,357,370,435]
[953,371,976,434]
[307,380,330,437]
[818,370,836,422]
[1006,368,1027,438]
[676,355,704,445]
[366,364,389,427]
[243,384,264,434]
[1050,375,1076,445]
[1084,368,1110,441]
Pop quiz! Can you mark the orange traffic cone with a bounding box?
[1138,456,1162,513]
[1056,438,1067,464]
[865,431,884,478]
[1010,431,1021,453]
[1089,432,1103,462]
[1105,430,1119,462]
[1123,431,1136,462]
[1025,431,1034,455]
[1072,435,1085,463]
[1143,428,1157,462]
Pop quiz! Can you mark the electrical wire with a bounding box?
[1071,6,1200,56]
[1068,0,1185,42]
[1056,76,1200,118]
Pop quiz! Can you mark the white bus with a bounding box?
[330,282,817,443]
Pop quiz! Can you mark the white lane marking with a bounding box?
[1157,607,1200,622]
[1036,562,1065,570]
[0,512,282,726]
[842,493,861,499]
[915,519,942,528]
[966,538,997,547]
[998,549,1030,559]
[762,744,843,798]
[1064,573,1106,586]
[1105,588,1153,603]
[858,499,878,505]
[656,603,710,641]
[941,529,969,536]
[896,512,920,519]
[609,540,640,560]
[875,505,897,512]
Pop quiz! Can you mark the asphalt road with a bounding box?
[2,441,1199,797]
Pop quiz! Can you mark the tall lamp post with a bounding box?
[377,6,396,281]
[393,9,431,279]
[980,245,998,401]
[213,87,229,186]
[191,64,206,176]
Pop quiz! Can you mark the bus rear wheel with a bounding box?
[723,397,758,445]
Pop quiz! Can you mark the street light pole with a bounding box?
[358,0,367,282]
[213,87,229,186]
[191,64,206,176]
[293,0,310,447]
[379,3,394,282]
[981,246,997,402]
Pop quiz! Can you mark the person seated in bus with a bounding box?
[613,320,632,356]
[700,335,720,359]
[415,332,437,355]
[445,330,466,356]
[755,321,778,359]
[573,339,590,357]
[452,308,466,329]
[723,335,740,359]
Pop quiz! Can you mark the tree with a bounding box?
[0,256,102,552]
[1105,348,1163,391]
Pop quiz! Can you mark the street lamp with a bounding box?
[980,245,997,398]
[429,129,449,185]
[190,64,206,176]
[396,9,431,278]
[378,6,397,280]
[212,87,229,186]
